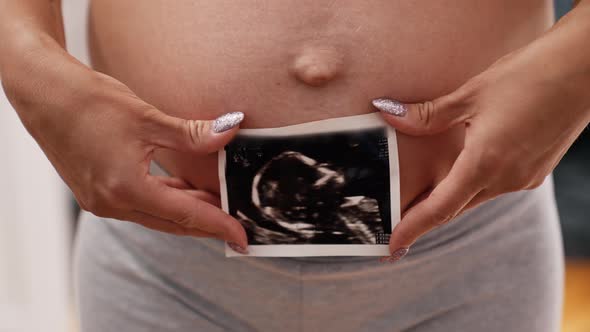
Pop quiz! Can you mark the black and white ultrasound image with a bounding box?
[223,128,392,245]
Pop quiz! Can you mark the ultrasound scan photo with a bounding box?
[218,114,400,257]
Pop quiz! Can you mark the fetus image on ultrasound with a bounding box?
[222,128,392,245]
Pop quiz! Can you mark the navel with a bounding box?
[290,46,345,87]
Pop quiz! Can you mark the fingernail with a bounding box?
[212,112,244,133]
[372,98,407,117]
[383,247,409,263]
[228,242,249,255]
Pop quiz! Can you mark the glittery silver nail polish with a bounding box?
[228,242,249,254]
[378,256,390,263]
[372,98,407,117]
[386,247,409,263]
[212,112,245,133]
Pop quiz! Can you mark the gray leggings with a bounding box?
[74,177,563,332]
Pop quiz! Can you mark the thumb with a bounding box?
[146,111,244,154]
[385,150,482,262]
[372,92,469,136]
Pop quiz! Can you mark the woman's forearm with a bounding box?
[1,1,250,247]
[0,0,74,88]
[378,0,590,257]
[520,1,590,119]
[0,0,95,133]
[0,0,64,49]
[0,0,66,67]
[552,0,590,72]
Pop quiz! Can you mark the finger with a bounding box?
[123,210,217,238]
[186,190,222,208]
[373,91,471,136]
[402,187,433,218]
[143,110,245,154]
[463,189,498,212]
[154,176,192,189]
[153,176,222,207]
[133,174,248,248]
[389,150,484,255]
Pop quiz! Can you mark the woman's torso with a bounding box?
[78,5,564,329]
[88,0,554,208]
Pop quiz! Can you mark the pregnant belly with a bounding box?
[88,0,552,211]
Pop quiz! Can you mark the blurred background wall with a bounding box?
[0,1,88,331]
[0,76,72,332]
[0,1,587,332]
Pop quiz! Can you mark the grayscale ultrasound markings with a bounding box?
[219,114,400,257]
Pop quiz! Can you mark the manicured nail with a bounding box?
[381,247,409,263]
[212,112,244,133]
[228,242,249,255]
[372,98,407,117]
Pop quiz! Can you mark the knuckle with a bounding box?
[190,120,208,144]
[177,119,214,153]
[185,120,206,148]
[417,101,436,130]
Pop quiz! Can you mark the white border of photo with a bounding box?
[218,113,400,257]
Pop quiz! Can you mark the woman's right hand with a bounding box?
[1,44,249,252]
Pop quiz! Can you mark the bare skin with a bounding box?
[381,1,590,260]
[2,0,588,257]
[87,0,551,206]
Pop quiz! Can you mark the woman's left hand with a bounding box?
[373,38,590,262]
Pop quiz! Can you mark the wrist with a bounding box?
[514,5,590,122]
[1,30,96,130]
